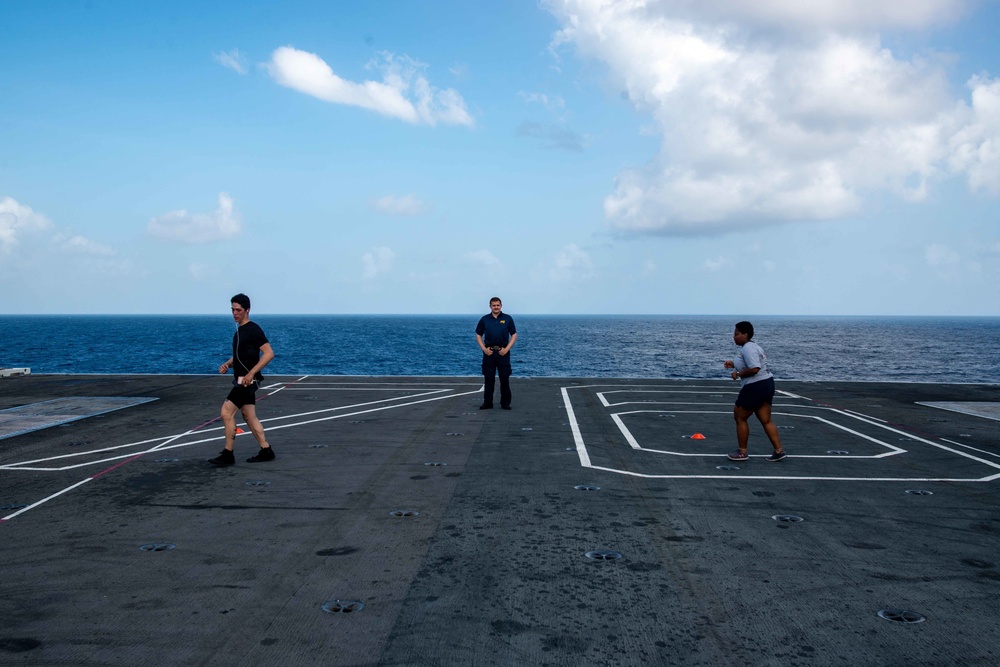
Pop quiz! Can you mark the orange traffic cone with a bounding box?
[235,427,244,434]
[691,433,706,440]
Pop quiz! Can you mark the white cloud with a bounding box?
[371,194,432,215]
[1,197,125,268]
[673,0,969,31]
[465,249,503,268]
[57,234,114,257]
[0,197,135,284]
[362,246,395,280]
[948,75,1000,194]
[549,243,594,281]
[642,259,656,275]
[213,49,248,75]
[264,47,473,126]
[147,193,242,244]
[544,0,997,234]
[0,196,52,252]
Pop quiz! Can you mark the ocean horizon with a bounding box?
[2,314,998,384]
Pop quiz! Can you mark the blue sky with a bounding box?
[1,0,998,315]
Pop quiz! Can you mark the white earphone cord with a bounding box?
[234,324,256,384]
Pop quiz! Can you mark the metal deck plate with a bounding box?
[0,396,158,440]
[917,401,1000,422]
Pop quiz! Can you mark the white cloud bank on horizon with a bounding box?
[371,194,432,215]
[147,193,242,244]
[545,0,1000,234]
[265,47,473,126]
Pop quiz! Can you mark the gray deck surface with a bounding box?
[1,374,999,666]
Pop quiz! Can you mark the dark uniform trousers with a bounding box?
[482,350,512,408]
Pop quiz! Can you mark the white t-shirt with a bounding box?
[735,340,773,387]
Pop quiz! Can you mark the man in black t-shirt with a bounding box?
[209,293,277,465]
[475,296,517,410]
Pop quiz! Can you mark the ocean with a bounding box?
[1,315,998,383]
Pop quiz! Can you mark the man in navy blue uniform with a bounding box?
[475,297,517,410]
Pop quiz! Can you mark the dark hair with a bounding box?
[490,297,502,305]
[735,321,754,339]
[231,293,251,310]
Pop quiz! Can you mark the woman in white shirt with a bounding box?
[723,321,786,462]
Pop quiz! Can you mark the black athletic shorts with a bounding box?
[226,383,257,408]
[735,377,775,411]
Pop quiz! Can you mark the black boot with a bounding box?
[246,447,275,463]
[209,449,235,466]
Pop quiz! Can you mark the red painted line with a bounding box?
[90,453,149,480]
[191,415,222,430]
[3,376,310,524]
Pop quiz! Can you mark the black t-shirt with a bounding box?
[232,321,268,381]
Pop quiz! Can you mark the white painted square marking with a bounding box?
[562,384,1000,482]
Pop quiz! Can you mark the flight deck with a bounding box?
[1,374,998,665]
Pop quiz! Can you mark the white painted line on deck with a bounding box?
[584,464,1000,483]
[597,390,740,408]
[293,383,482,387]
[1,478,93,521]
[608,409,904,459]
[844,409,888,423]
[939,437,1000,460]
[254,389,454,424]
[0,384,482,473]
[1,380,483,521]
[254,387,483,436]
[0,387,455,470]
[561,383,1000,482]
[777,389,810,400]
[561,387,591,468]
[0,434,192,469]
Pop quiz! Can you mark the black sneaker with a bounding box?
[246,447,275,463]
[479,404,493,410]
[501,405,511,410]
[209,449,235,466]
[766,450,787,462]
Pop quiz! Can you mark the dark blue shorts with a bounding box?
[226,383,257,408]
[735,377,775,411]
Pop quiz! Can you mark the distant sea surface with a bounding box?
[2,315,998,383]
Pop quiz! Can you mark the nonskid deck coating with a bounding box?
[0,374,998,666]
